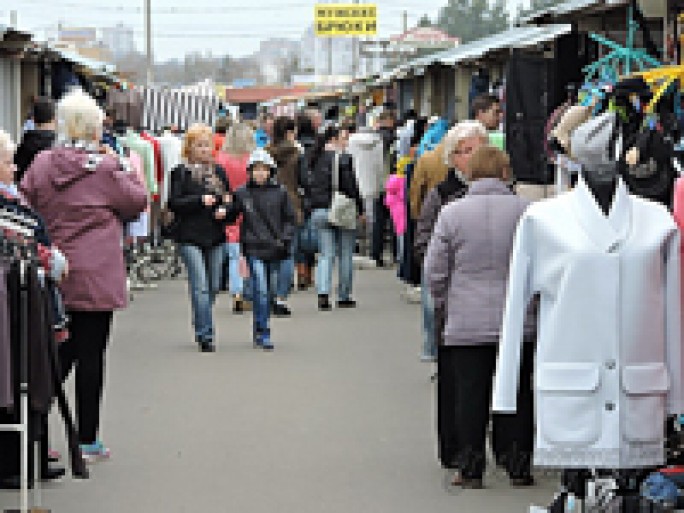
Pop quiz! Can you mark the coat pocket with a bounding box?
[621,363,669,443]
[536,363,601,446]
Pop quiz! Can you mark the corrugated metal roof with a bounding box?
[437,24,572,65]
[519,0,628,25]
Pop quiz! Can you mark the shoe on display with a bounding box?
[79,441,111,463]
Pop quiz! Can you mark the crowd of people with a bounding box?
[0,84,538,493]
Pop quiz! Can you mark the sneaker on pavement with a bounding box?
[272,302,291,317]
[79,441,111,463]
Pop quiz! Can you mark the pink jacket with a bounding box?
[384,174,407,236]
[215,152,249,244]
[21,147,148,311]
[674,178,684,265]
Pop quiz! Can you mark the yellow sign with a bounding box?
[315,4,378,37]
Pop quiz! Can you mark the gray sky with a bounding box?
[1,0,515,61]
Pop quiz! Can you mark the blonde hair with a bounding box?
[468,146,511,180]
[57,88,104,141]
[222,122,256,156]
[182,123,213,160]
[0,129,16,157]
[442,120,488,166]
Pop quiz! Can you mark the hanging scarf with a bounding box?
[184,160,226,196]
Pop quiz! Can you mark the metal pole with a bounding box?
[9,10,17,28]
[145,0,153,85]
[352,0,359,80]
[328,36,333,87]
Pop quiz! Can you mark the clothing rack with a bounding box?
[0,204,88,513]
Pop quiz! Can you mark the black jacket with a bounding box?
[168,163,230,248]
[307,150,364,214]
[14,130,55,181]
[228,179,296,262]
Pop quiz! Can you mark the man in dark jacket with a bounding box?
[14,97,56,181]
[227,149,296,351]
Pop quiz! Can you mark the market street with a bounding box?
[1,267,556,513]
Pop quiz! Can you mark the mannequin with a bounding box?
[582,166,617,216]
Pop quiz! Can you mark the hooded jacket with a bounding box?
[268,141,304,223]
[168,163,230,248]
[384,174,406,236]
[228,176,296,262]
[347,130,385,199]
[14,130,55,181]
[20,146,148,311]
[307,150,364,215]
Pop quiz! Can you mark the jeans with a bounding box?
[247,257,279,339]
[179,244,223,342]
[276,235,296,300]
[372,194,395,263]
[311,208,356,301]
[224,242,244,296]
[421,269,436,359]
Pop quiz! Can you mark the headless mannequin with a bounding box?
[582,167,618,216]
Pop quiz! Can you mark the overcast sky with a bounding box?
[2,0,526,61]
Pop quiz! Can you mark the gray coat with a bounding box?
[425,178,535,346]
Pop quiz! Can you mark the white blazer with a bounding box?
[492,175,683,468]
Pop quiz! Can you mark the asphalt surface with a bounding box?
[0,267,557,512]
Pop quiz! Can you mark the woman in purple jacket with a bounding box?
[425,146,535,489]
[21,89,148,462]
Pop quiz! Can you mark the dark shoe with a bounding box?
[261,337,274,351]
[318,294,331,311]
[41,465,66,481]
[510,476,535,487]
[451,473,483,489]
[233,296,244,314]
[336,299,357,308]
[272,302,291,317]
[199,340,215,353]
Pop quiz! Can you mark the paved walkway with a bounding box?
[1,267,556,512]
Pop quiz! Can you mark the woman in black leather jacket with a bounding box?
[306,125,364,311]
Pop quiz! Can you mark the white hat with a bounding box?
[248,148,276,171]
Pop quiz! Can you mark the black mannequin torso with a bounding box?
[582,169,617,216]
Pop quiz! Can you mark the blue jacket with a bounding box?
[417,119,449,158]
[255,129,270,149]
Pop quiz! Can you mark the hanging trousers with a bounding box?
[59,310,113,444]
[449,342,535,480]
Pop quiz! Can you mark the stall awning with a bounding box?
[51,46,116,75]
[519,0,628,25]
[437,24,573,65]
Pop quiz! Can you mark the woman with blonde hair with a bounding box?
[169,123,230,352]
[215,122,255,313]
[21,89,147,462]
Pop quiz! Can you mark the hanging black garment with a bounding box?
[620,128,677,208]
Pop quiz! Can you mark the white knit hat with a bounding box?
[247,148,276,171]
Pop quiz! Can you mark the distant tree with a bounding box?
[418,14,433,27]
[436,0,510,44]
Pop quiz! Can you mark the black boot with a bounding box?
[318,294,331,311]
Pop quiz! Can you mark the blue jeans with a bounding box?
[421,269,437,359]
[224,242,244,296]
[276,235,295,300]
[311,208,356,301]
[247,257,279,340]
[179,244,223,343]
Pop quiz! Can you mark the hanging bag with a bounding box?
[328,152,358,230]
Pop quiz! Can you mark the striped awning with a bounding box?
[139,85,221,133]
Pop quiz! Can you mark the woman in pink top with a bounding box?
[215,122,255,312]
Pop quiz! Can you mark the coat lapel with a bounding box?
[570,174,632,253]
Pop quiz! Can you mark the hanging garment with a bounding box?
[158,131,182,207]
[493,175,683,469]
[118,131,158,196]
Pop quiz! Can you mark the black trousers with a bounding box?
[59,311,113,444]
[438,342,534,479]
[371,194,396,263]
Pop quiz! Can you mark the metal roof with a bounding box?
[519,0,628,25]
[437,24,572,65]
[50,46,116,75]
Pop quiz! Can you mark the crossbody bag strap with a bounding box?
[332,151,340,193]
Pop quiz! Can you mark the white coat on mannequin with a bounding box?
[492,174,684,468]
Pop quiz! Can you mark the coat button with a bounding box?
[605,402,615,411]
[606,360,616,370]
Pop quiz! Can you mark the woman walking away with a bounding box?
[268,116,305,316]
[216,122,255,313]
[307,125,364,311]
[425,146,535,489]
[169,123,230,352]
[21,89,147,462]
[226,149,296,351]
[295,113,318,289]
